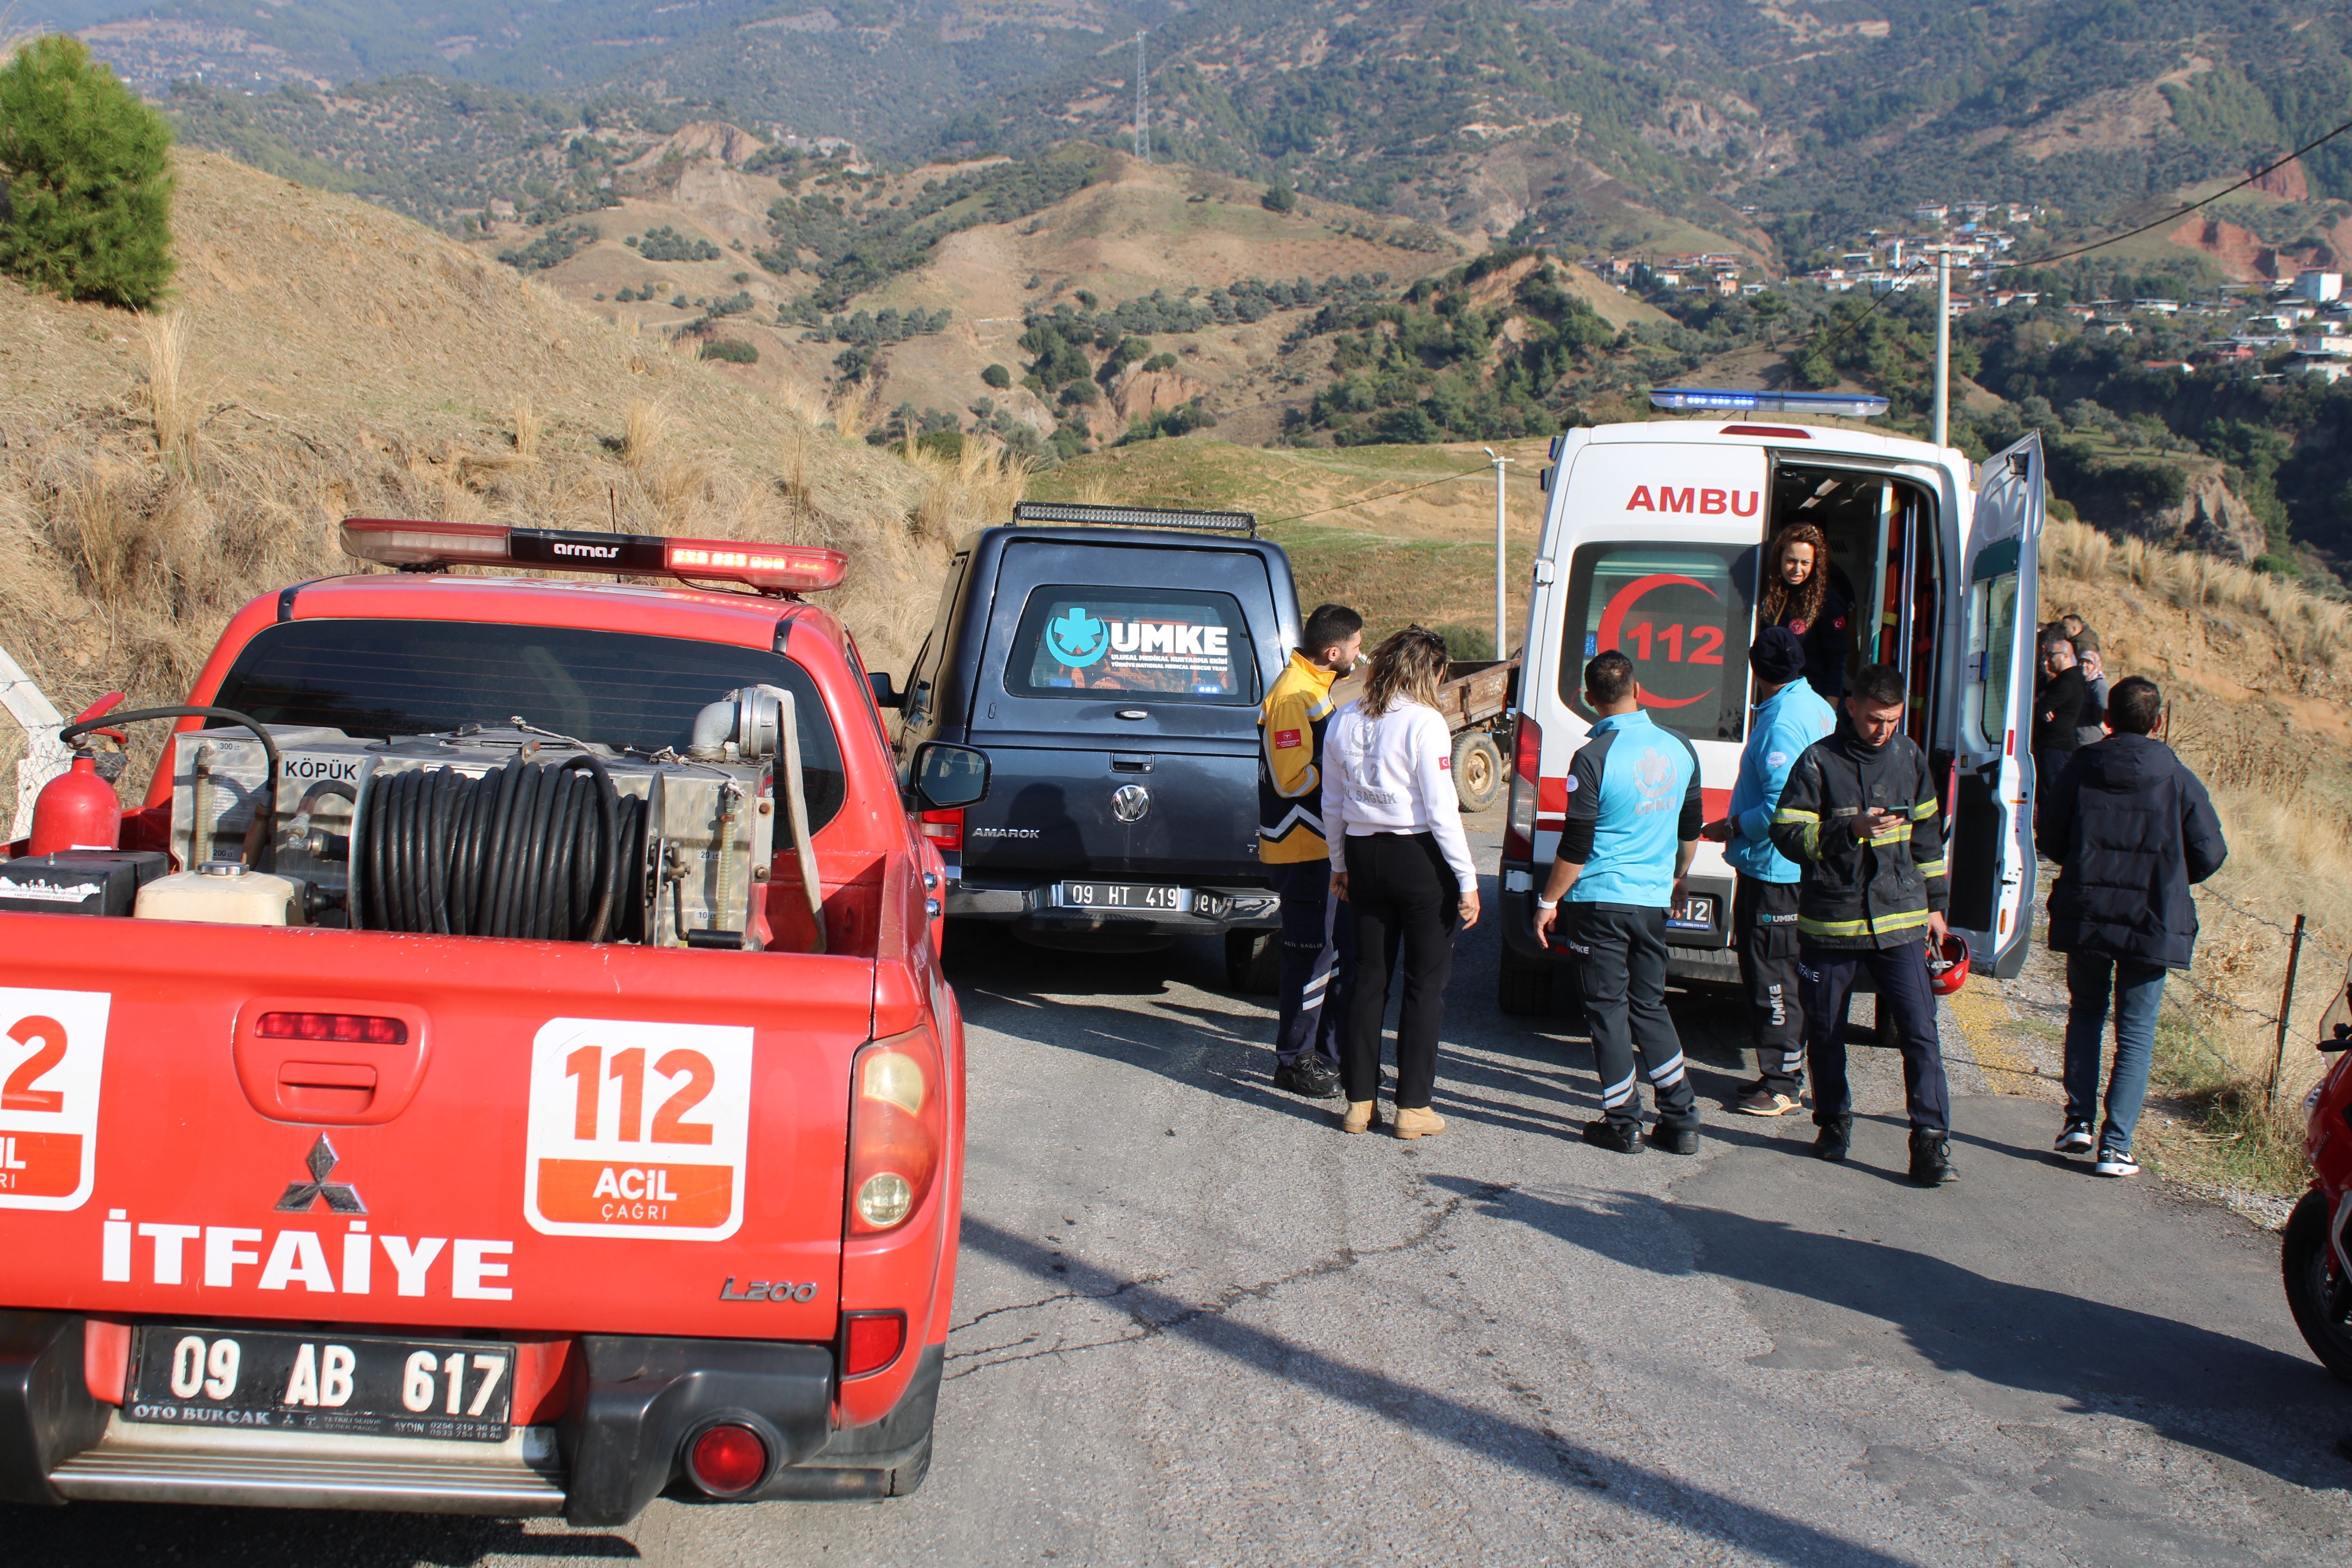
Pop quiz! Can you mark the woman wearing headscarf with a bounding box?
[1759,523,1852,700]
[1322,626,1481,1139]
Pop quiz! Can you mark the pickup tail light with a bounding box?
[685,1423,770,1495]
[1504,714,1541,863]
[842,1311,907,1378]
[848,1029,943,1235]
[918,808,963,854]
[257,1011,407,1044]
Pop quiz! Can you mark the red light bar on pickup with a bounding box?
[339,518,847,593]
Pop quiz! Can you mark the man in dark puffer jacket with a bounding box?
[2039,675,2227,1178]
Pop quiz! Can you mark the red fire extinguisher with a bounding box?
[27,693,128,856]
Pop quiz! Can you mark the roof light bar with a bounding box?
[1650,388,1890,418]
[1011,501,1257,535]
[339,519,847,593]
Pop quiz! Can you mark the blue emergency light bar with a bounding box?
[1649,387,1890,417]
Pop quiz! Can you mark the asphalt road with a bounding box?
[14,822,2352,1565]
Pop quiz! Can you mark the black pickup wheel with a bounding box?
[1225,929,1280,995]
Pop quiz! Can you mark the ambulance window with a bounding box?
[1975,574,2021,745]
[1559,543,1753,741]
[1005,586,1258,704]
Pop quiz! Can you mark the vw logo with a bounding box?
[1111,784,1151,824]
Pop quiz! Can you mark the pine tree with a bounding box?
[0,35,175,309]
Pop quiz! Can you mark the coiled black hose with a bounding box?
[352,753,644,942]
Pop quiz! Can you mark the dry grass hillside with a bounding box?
[479,141,1668,447]
[0,149,1024,800]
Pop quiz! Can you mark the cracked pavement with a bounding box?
[17,821,2351,1566]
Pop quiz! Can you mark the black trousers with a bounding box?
[1799,940,1951,1132]
[1563,904,1698,1131]
[1733,874,1807,1095]
[1271,860,1352,1066]
[1340,832,1458,1109]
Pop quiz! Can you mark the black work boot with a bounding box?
[1812,1113,1853,1162]
[1273,1056,1341,1099]
[1909,1128,1959,1186]
[1581,1118,1642,1154]
[1646,1122,1700,1156]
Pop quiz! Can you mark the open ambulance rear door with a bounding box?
[1943,433,2045,977]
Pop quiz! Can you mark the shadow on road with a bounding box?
[959,1213,1919,1568]
[1423,1169,2351,1492]
[0,1504,637,1567]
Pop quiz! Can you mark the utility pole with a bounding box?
[1483,447,1514,657]
[1133,33,1148,163]
[1930,245,1955,449]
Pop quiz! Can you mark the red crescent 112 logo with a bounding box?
[1595,573,1726,711]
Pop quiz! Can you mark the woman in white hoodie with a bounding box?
[1322,626,1481,1137]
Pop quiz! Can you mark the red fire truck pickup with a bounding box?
[0,519,987,1523]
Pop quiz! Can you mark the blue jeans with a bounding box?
[1270,860,1352,1066]
[2063,953,2165,1155]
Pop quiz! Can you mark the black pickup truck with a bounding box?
[880,504,1297,986]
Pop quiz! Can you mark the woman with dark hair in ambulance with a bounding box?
[1759,523,1852,701]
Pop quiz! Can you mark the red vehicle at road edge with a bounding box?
[0,522,981,1523]
[2286,962,2352,1382]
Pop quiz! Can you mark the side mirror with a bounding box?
[911,742,989,811]
[869,671,903,710]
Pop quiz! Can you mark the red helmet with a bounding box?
[1928,933,1971,995]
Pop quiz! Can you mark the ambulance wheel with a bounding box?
[1453,731,1504,812]
[1226,929,1280,995]
[1498,943,1552,1016]
[2284,1191,2352,1384]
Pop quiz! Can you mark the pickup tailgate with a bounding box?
[961,737,1260,880]
[0,914,871,1341]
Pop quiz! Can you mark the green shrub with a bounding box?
[699,338,759,364]
[981,362,1011,389]
[0,35,175,308]
[1261,184,1296,214]
[1432,623,1495,660]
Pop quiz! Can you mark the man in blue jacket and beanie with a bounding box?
[1703,626,1837,1117]
[2039,675,2227,1177]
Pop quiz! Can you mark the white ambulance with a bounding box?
[1497,388,2046,1012]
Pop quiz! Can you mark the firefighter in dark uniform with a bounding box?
[1702,626,1837,1117]
[1769,661,1959,1187]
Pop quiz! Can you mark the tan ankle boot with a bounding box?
[1392,1105,1446,1139]
[1341,1100,1377,1134]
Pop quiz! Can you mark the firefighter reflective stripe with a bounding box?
[1799,907,1932,939]
[1916,858,1948,879]
[1909,798,1940,819]
[1773,806,1822,860]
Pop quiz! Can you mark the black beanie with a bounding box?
[1749,626,1807,685]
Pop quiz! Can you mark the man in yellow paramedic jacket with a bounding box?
[1259,603,1363,1098]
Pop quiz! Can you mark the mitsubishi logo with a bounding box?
[1112,784,1151,824]
[275,1133,367,1214]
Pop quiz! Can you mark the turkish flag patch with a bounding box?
[1439,756,1452,769]
[1832,616,1847,630]
[1274,729,1303,750]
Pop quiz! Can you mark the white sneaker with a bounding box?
[2055,1121,2095,1157]
[2093,1148,2139,1178]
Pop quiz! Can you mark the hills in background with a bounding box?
[44,1,2352,252]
